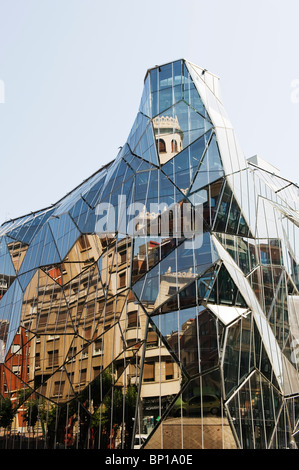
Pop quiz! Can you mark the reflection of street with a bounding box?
[144,416,237,449]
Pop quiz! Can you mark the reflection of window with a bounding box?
[144,362,155,382]
[12,365,21,376]
[38,314,48,327]
[171,139,178,153]
[11,344,21,355]
[80,369,87,384]
[93,339,103,355]
[53,381,65,397]
[106,301,114,314]
[147,330,158,348]
[47,334,60,341]
[128,310,138,328]
[127,338,140,348]
[84,326,92,339]
[57,310,67,324]
[78,235,91,252]
[81,346,89,359]
[48,350,59,367]
[120,251,127,264]
[93,366,102,379]
[165,361,174,380]
[35,353,40,369]
[168,286,178,296]
[119,272,126,288]
[67,347,77,362]
[157,139,166,153]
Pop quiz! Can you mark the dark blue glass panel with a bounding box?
[127,113,150,151]
[82,171,108,208]
[18,269,36,292]
[150,67,158,93]
[69,197,97,233]
[0,279,23,356]
[0,237,16,277]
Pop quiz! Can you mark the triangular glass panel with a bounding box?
[69,197,97,233]
[100,158,134,203]
[162,130,213,194]
[183,63,211,119]
[132,122,159,166]
[5,237,28,274]
[132,233,217,312]
[253,318,280,390]
[18,223,61,275]
[127,112,151,151]
[0,236,16,277]
[0,279,23,358]
[151,305,223,376]
[223,312,255,396]
[213,180,252,237]
[207,263,248,308]
[139,72,151,117]
[188,134,224,195]
[133,168,186,229]
[48,213,80,261]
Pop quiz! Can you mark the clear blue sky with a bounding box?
[0,0,298,225]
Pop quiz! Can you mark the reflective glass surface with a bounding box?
[0,59,298,449]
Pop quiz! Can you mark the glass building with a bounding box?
[0,59,299,449]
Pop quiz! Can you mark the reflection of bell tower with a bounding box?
[153,115,184,164]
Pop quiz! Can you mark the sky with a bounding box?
[0,0,298,225]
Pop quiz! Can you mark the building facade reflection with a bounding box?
[0,59,298,449]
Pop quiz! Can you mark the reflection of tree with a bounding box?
[0,397,14,430]
[91,382,137,449]
[40,366,138,449]
[24,398,39,436]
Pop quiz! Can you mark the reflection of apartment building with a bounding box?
[154,269,196,310]
[0,59,298,450]
[11,233,181,407]
[0,326,29,432]
[18,234,130,404]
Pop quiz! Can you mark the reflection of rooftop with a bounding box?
[162,267,196,278]
[153,115,182,133]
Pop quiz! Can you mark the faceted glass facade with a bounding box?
[0,59,299,449]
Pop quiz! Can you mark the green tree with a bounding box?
[0,397,14,430]
[24,399,39,435]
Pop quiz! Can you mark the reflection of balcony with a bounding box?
[125,327,142,343]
